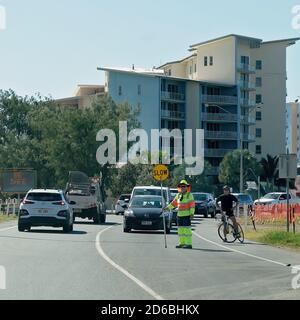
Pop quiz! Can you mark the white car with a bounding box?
[254,192,300,206]
[115,194,131,215]
[18,189,74,233]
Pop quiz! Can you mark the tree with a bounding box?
[219,150,262,191]
[260,154,279,191]
[170,162,216,194]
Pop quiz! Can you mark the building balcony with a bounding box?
[161,91,185,101]
[238,80,256,91]
[240,98,256,108]
[241,116,256,125]
[237,63,256,73]
[202,95,238,105]
[242,133,255,141]
[202,113,238,123]
[205,149,233,158]
[161,110,185,120]
[205,131,238,140]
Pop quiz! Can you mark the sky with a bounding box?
[0,0,299,101]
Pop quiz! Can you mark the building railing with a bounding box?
[202,113,238,122]
[204,149,233,157]
[238,80,256,90]
[240,98,256,108]
[237,63,256,73]
[202,95,238,105]
[161,91,185,101]
[241,116,256,124]
[205,131,238,140]
[161,110,185,120]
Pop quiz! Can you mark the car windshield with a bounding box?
[262,193,281,200]
[133,188,167,199]
[193,194,208,201]
[237,195,252,202]
[27,193,62,202]
[131,197,163,208]
[119,195,130,201]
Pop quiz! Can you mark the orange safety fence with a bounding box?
[253,204,300,224]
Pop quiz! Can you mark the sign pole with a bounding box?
[161,178,167,249]
[152,164,169,249]
[286,150,290,233]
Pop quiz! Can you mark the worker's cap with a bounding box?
[178,180,190,187]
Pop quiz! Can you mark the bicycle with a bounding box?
[216,211,244,243]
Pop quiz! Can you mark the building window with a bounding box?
[256,128,262,138]
[256,111,262,121]
[256,94,262,104]
[241,56,250,64]
[209,56,213,66]
[138,84,141,95]
[256,77,262,87]
[194,64,197,73]
[256,145,262,154]
[190,65,192,74]
[256,60,262,70]
[118,85,122,96]
[204,56,208,66]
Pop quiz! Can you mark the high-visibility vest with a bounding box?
[167,192,195,217]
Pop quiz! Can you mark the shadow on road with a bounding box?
[189,248,231,253]
[29,229,87,235]
[74,221,121,226]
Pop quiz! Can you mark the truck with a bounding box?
[65,171,106,224]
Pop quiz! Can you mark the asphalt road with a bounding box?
[0,215,299,300]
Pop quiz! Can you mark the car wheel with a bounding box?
[100,213,106,224]
[166,227,171,234]
[26,226,31,232]
[204,208,209,218]
[211,209,216,219]
[18,225,25,232]
[70,224,73,232]
[63,224,71,233]
[123,227,131,233]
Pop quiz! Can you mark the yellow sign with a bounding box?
[152,165,169,181]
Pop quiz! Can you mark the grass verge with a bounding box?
[0,214,17,224]
[245,229,300,251]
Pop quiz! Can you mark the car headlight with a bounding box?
[124,210,135,217]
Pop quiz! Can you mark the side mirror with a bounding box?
[69,201,76,205]
[122,203,128,209]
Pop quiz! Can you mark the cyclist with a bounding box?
[216,186,239,242]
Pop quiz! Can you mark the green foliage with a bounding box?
[0,91,140,196]
[219,149,262,191]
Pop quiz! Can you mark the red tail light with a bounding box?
[52,201,65,206]
[22,200,34,204]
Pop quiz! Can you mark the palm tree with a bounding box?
[260,154,279,191]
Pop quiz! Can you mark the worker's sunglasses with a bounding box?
[179,185,188,188]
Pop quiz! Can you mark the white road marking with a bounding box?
[95,226,164,300]
[0,225,17,232]
[193,231,300,271]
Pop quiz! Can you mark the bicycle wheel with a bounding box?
[218,223,236,243]
[236,223,244,243]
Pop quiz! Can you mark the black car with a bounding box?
[123,195,172,233]
[192,193,216,218]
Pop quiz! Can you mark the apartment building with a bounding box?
[159,34,299,160]
[99,66,239,176]
[56,84,105,109]
[286,101,300,161]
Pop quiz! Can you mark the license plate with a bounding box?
[141,221,152,226]
[38,209,48,214]
[73,209,82,213]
